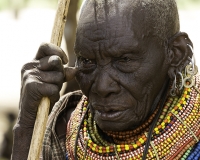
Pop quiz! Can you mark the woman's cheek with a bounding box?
[75,73,94,96]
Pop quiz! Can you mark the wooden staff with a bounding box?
[27,0,70,159]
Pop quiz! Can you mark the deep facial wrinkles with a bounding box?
[130,94,148,126]
[74,0,174,131]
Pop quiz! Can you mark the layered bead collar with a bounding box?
[66,76,200,160]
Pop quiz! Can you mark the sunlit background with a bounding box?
[0,0,199,159]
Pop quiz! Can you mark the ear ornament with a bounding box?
[170,74,177,97]
[170,72,184,97]
[183,45,198,88]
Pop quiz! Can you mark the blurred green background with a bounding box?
[0,0,83,10]
[0,0,199,160]
[177,0,200,9]
[0,0,200,11]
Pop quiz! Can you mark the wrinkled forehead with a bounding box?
[76,0,143,42]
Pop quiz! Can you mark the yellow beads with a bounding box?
[139,138,145,144]
[125,145,130,150]
[106,146,110,153]
[133,144,137,149]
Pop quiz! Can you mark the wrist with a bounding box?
[17,103,37,128]
[11,123,33,160]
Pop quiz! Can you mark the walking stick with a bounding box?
[27,0,70,159]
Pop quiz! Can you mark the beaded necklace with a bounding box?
[66,76,200,160]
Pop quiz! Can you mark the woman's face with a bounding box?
[75,1,169,131]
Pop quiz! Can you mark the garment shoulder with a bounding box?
[61,90,83,101]
[52,90,83,111]
[41,91,84,159]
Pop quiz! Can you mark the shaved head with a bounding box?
[76,0,180,48]
[141,0,180,41]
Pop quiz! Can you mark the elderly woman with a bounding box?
[12,0,200,159]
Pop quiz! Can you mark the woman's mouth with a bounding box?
[94,109,126,121]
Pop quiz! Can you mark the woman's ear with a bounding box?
[167,32,193,79]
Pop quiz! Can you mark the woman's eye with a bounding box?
[118,57,131,63]
[77,56,96,70]
[121,57,131,62]
[79,57,94,64]
[82,58,93,64]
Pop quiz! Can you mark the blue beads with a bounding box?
[186,141,200,160]
[66,153,69,160]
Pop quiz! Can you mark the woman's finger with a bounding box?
[35,43,68,64]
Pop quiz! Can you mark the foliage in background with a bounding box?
[177,0,200,9]
[0,0,200,11]
[0,0,57,11]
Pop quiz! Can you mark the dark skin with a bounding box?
[75,1,192,131]
[11,1,193,160]
[75,3,168,132]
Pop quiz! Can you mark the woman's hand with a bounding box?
[11,43,77,160]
